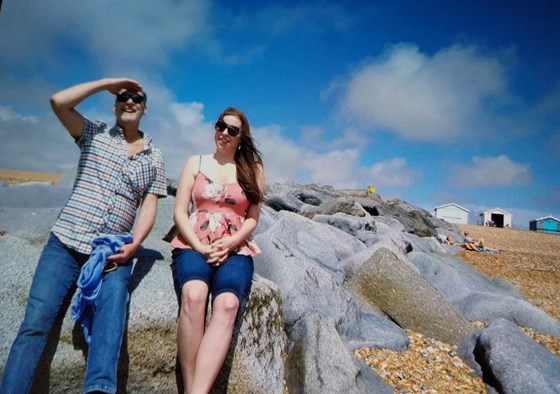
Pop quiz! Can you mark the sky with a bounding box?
[1,0,559,229]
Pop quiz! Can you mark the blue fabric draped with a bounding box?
[71,234,133,344]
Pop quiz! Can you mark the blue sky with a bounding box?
[1,0,559,229]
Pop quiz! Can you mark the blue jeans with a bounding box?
[171,248,254,302]
[0,233,132,394]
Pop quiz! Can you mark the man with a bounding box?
[0,78,167,394]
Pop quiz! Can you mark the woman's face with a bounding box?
[214,114,242,153]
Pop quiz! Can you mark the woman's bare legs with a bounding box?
[189,292,239,394]
[177,280,209,394]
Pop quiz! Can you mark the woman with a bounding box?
[170,107,264,394]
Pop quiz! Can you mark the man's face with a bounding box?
[113,90,146,126]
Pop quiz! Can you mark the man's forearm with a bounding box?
[50,79,111,110]
[131,194,159,249]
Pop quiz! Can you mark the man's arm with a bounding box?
[107,193,159,264]
[50,78,142,138]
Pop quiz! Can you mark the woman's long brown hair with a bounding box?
[218,107,264,204]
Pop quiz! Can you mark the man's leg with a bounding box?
[82,261,132,394]
[0,234,82,394]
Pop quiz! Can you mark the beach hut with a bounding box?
[529,216,560,234]
[434,203,470,224]
[479,208,512,228]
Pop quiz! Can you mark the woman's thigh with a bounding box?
[212,254,254,301]
[171,248,213,298]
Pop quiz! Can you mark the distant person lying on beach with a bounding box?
[463,231,485,248]
[462,231,502,253]
[436,234,457,245]
[436,233,501,253]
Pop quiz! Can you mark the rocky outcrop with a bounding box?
[1,181,559,393]
[258,182,560,393]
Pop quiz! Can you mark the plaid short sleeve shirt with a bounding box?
[52,117,167,254]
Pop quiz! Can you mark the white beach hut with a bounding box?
[434,203,470,224]
[479,207,512,228]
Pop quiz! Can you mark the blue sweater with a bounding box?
[71,234,133,344]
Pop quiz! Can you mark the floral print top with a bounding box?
[170,171,261,256]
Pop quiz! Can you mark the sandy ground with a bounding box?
[458,224,560,322]
[0,168,62,185]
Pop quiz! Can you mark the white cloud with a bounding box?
[170,102,206,129]
[450,155,531,187]
[0,113,77,173]
[144,101,215,179]
[0,106,38,124]
[304,149,361,188]
[337,43,510,141]
[254,125,308,184]
[0,0,211,72]
[366,158,420,188]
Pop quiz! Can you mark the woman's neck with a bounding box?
[213,151,235,165]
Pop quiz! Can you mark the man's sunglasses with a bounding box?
[116,92,145,104]
[215,120,240,137]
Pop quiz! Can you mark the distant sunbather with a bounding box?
[463,231,486,249]
[462,231,502,253]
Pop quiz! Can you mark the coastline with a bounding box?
[0,168,63,185]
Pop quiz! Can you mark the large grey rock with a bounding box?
[264,183,341,213]
[376,200,437,237]
[0,196,286,393]
[318,197,368,217]
[286,314,394,394]
[345,247,475,345]
[213,275,286,394]
[313,213,378,245]
[406,248,560,336]
[458,292,560,337]
[254,212,408,351]
[459,318,560,394]
[407,250,525,304]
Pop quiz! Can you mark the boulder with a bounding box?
[458,292,560,337]
[318,197,368,217]
[285,314,394,394]
[212,276,286,394]
[459,318,560,394]
[345,247,474,345]
[253,212,408,351]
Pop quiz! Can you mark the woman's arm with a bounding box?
[173,155,215,257]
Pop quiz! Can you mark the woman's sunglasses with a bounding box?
[116,92,145,104]
[215,120,240,137]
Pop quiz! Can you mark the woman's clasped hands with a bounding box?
[198,236,238,267]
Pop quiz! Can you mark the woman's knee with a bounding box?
[212,293,240,317]
[180,281,208,315]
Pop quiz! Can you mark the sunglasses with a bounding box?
[116,92,145,104]
[215,119,240,137]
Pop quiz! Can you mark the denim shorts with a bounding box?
[171,248,254,302]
